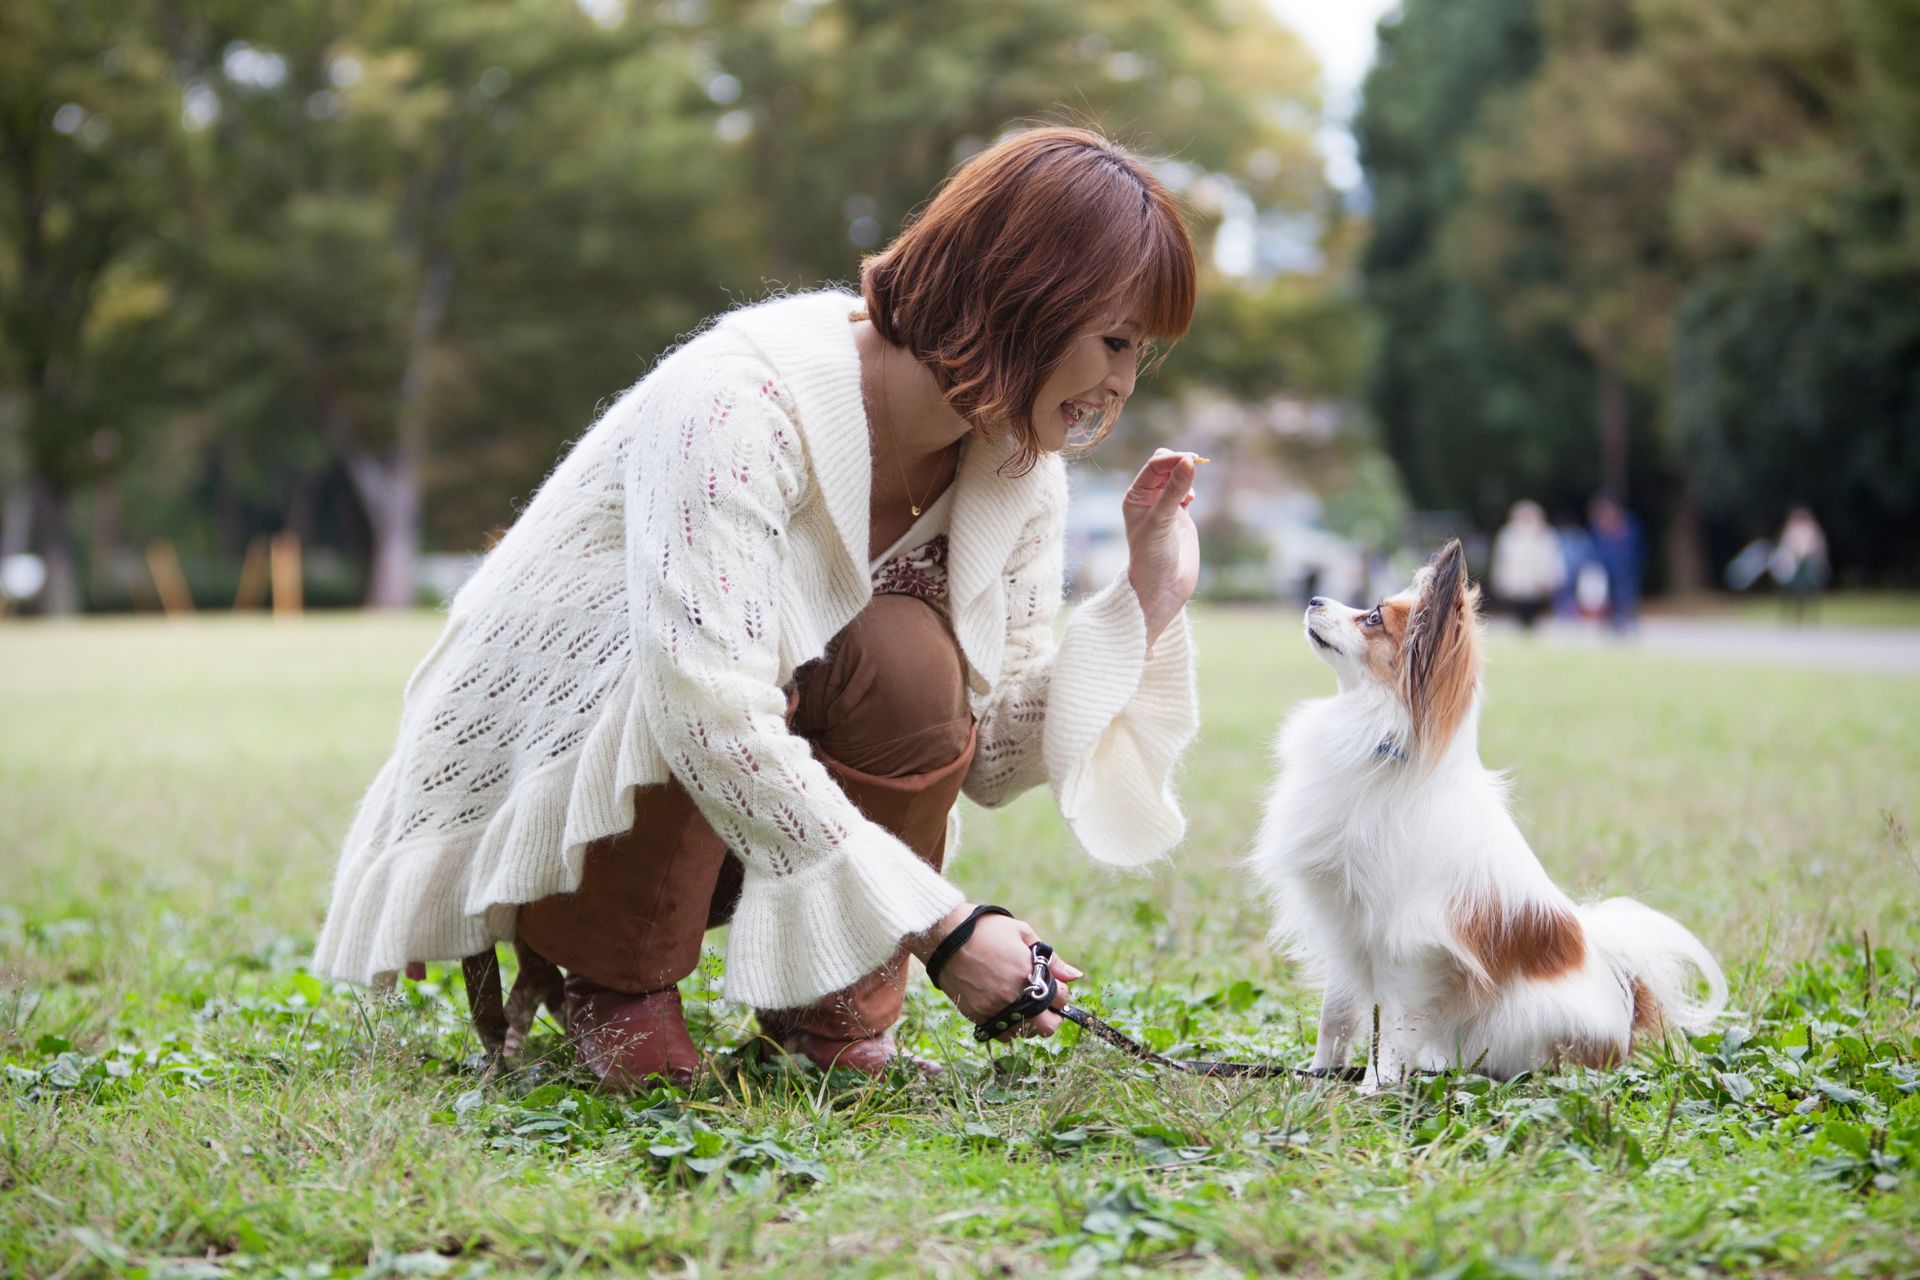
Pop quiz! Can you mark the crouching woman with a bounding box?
[313,127,1205,1085]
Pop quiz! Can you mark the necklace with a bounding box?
[874,346,933,518]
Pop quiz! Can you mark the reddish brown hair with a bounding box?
[861,126,1196,471]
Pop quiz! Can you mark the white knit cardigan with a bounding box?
[313,290,1199,1009]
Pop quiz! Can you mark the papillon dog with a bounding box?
[1248,540,1726,1090]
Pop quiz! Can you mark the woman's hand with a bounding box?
[910,904,1083,1038]
[1123,449,1202,653]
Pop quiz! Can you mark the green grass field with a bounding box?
[4,610,1918,1278]
[1658,591,1920,629]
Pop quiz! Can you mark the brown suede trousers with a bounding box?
[517,594,975,1045]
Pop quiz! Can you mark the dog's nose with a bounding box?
[1308,597,1326,610]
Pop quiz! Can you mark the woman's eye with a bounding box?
[1104,336,1132,354]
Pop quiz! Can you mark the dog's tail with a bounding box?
[1579,897,1728,1035]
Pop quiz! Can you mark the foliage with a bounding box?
[1354,0,1602,529]
[0,0,192,611]
[1362,0,1920,584]
[1674,207,1920,582]
[1,0,1337,613]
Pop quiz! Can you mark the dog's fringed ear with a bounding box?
[1402,539,1482,759]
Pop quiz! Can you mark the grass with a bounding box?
[3,608,1918,1278]
[1655,591,1920,629]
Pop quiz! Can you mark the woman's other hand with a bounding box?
[910,904,1083,1038]
[1123,449,1201,652]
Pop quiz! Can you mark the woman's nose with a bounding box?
[1106,359,1136,400]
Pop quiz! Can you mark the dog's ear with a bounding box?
[1403,539,1482,759]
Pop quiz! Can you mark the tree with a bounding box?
[0,0,185,614]
[168,0,721,607]
[1446,0,1881,588]
[173,0,1332,605]
[1674,211,1920,582]
[13,0,1345,608]
[1355,0,1602,531]
[698,0,1324,291]
[1366,0,1920,587]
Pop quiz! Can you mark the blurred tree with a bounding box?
[697,0,1323,288]
[1674,209,1920,582]
[1166,275,1366,403]
[0,0,186,614]
[162,0,736,607]
[1444,0,1896,589]
[1371,0,1919,589]
[11,0,1340,609]
[1354,0,1602,534]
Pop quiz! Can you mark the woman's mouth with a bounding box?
[1059,400,1103,432]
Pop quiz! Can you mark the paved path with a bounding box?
[1517,617,1920,676]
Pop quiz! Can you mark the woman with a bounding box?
[1491,499,1564,631]
[314,126,1205,1086]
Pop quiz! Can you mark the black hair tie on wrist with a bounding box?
[924,904,1012,992]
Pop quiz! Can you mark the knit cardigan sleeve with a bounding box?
[963,474,1200,867]
[630,355,963,1009]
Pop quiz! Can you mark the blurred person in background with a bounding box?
[313,127,1207,1088]
[1490,500,1564,631]
[1553,512,1594,619]
[1588,495,1644,633]
[1770,506,1830,625]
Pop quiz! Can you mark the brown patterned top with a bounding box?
[871,533,950,604]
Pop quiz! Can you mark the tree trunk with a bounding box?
[1,483,29,559]
[89,482,121,599]
[30,475,79,615]
[1597,365,1630,500]
[342,442,422,610]
[331,242,454,610]
[1663,473,1708,594]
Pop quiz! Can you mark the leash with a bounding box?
[971,937,1363,1083]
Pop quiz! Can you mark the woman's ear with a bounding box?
[1402,539,1482,759]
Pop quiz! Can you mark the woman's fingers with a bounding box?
[1125,450,1202,518]
[1048,954,1082,1006]
[1151,456,1197,518]
[1002,1009,1062,1040]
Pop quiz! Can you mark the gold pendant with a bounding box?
[911,505,922,516]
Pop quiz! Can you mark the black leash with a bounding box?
[969,937,1363,1083]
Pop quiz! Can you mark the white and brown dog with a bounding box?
[1248,540,1725,1090]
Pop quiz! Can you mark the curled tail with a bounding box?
[1579,897,1728,1034]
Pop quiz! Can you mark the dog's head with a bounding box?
[1303,539,1484,760]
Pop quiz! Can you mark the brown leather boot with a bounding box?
[752,730,976,1076]
[561,976,703,1090]
[756,955,925,1075]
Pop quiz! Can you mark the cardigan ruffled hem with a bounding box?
[311,661,966,1009]
[723,833,965,1008]
[312,667,664,988]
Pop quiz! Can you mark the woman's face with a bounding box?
[1029,313,1142,452]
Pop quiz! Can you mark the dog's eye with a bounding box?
[1364,609,1383,628]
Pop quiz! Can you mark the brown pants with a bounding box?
[517,594,975,1041]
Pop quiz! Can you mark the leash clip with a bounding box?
[972,940,1058,1042]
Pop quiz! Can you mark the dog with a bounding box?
[1248,540,1726,1090]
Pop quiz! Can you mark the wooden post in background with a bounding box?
[145,539,195,617]
[269,531,303,618]
[233,536,269,611]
